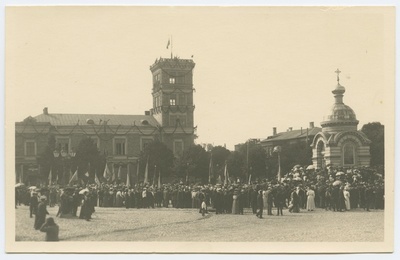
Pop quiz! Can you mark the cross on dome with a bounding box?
[335,68,341,83]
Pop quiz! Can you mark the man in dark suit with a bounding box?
[250,187,258,214]
[255,190,264,219]
[275,186,285,216]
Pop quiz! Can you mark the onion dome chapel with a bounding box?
[310,69,371,169]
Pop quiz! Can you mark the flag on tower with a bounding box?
[166,39,170,49]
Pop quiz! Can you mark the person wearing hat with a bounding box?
[40,217,59,241]
[34,195,49,230]
[29,192,39,218]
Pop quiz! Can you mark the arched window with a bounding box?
[343,143,355,165]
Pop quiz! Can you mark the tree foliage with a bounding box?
[139,140,174,182]
[210,146,231,181]
[361,122,384,166]
[174,145,209,183]
[74,137,104,181]
[227,151,245,179]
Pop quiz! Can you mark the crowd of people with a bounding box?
[16,165,384,221]
[16,165,384,242]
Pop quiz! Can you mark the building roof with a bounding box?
[261,127,322,143]
[32,113,159,127]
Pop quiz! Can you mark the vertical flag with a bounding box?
[111,166,116,183]
[126,171,131,187]
[277,153,281,182]
[95,171,101,186]
[158,171,161,188]
[208,153,213,183]
[248,174,252,185]
[224,162,228,186]
[69,169,78,184]
[48,168,52,186]
[152,165,157,186]
[143,157,149,184]
[117,166,122,180]
[136,161,140,183]
[103,163,110,180]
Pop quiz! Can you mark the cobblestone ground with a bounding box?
[15,205,384,242]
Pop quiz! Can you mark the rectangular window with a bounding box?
[56,138,70,152]
[169,94,176,106]
[25,141,36,156]
[169,77,175,84]
[115,138,126,155]
[173,140,184,157]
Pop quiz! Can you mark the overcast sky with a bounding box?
[6,6,394,150]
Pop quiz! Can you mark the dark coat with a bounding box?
[257,193,264,210]
[40,223,59,241]
[34,201,49,230]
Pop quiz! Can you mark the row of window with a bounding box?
[22,138,184,157]
[153,74,191,85]
[155,94,188,107]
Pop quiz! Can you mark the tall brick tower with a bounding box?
[149,57,196,156]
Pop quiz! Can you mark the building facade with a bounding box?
[15,57,196,186]
[310,70,371,169]
[260,122,321,157]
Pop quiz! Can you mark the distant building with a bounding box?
[260,123,321,157]
[310,70,370,169]
[15,57,196,185]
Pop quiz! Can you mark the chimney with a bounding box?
[273,127,277,136]
[309,122,314,128]
[43,107,48,115]
[289,127,293,131]
[144,111,150,116]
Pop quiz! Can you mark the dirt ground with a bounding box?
[14,205,384,242]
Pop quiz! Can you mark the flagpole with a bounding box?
[171,35,173,58]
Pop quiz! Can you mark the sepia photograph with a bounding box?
[4,4,396,254]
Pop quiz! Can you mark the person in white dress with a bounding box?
[343,187,351,210]
[306,186,315,211]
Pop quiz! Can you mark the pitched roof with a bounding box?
[32,113,159,127]
[261,127,322,142]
